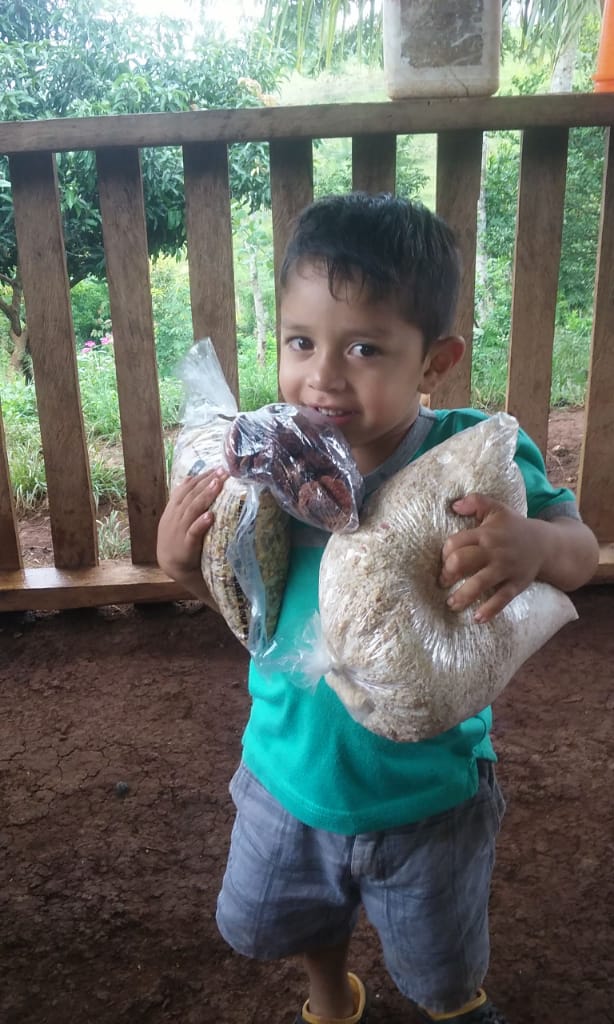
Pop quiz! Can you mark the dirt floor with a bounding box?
[2,407,613,1024]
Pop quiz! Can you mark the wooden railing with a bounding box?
[0,94,613,611]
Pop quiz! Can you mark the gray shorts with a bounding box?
[216,759,505,1014]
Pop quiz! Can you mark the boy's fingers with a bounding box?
[473,582,520,623]
[446,568,519,621]
[440,544,486,586]
[175,467,228,498]
[442,526,484,559]
[445,565,502,611]
[180,472,227,517]
[451,493,504,521]
[186,510,214,539]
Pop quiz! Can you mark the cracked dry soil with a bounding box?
[1,585,613,1024]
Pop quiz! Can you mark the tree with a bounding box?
[502,0,603,89]
[0,0,285,373]
[251,0,382,74]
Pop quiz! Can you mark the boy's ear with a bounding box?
[418,335,466,393]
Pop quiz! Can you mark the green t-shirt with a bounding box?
[241,408,579,834]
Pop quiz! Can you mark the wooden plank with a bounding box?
[594,543,614,581]
[578,128,614,542]
[0,397,22,570]
[9,151,98,570]
[506,128,569,455]
[2,95,614,155]
[0,543,609,613]
[352,134,396,194]
[96,148,167,564]
[432,129,483,410]
[183,142,239,398]
[270,139,314,350]
[0,563,215,612]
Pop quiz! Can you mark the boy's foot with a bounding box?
[414,989,508,1023]
[295,972,367,1024]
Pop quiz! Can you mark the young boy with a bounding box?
[157,193,599,1024]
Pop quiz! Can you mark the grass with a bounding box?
[238,335,279,410]
[97,509,131,559]
[0,341,184,514]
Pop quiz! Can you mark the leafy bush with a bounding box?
[150,256,194,378]
[238,335,278,410]
[71,278,111,346]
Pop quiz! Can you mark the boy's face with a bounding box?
[279,264,462,474]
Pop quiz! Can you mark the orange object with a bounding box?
[594,0,614,92]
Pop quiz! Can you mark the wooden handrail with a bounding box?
[1,95,614,156]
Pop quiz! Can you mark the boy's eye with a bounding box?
[286,336,313,351]
[350,342,379,358]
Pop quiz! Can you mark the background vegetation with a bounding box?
[0,0,607,550]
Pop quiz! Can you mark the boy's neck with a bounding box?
[352,409,423,475]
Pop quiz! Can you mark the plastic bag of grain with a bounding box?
[271,413,578,741]
[169,338,291,655]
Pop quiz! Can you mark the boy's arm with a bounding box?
[439,493,599,624]
[156,467,228,602]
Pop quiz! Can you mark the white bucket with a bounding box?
[383,0,501,99]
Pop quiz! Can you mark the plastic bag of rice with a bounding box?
[317,413,578,741]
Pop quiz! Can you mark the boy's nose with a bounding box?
[307,353,346,392]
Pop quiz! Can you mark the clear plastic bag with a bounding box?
[170,337,237,488]
[266,413,579,741]
[224,404,364,533]
[169,339,290,655]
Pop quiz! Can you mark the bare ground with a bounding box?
[2,406,612,1024]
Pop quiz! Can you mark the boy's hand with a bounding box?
[156,467,228,588]
[439,493,545,623]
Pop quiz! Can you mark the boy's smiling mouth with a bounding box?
[312,405,357,424]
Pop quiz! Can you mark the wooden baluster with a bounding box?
[352,134,397,194]
[269,139,314,364]
[183,142,238,398]
[9,151,97,569]
[97,147,167,565]
[506,127,569,455]
[433,129,483,410]
[578,127,614,543]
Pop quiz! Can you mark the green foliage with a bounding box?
[4,417,47,511]
[238,336,279,410]
[502,0,601,67]
[0,336,183,509]
[0,0,286,294]
[550,315,591,407]
[311,134,429,200]
[97,509,131,560]
[233,204,276,348]
[159,375,184,427]
[77,343,121,440]
[253,0,382,75]
[559,127,604,311]
[71,278,110,346]
[89,456,126,507]
[149,256,194,378]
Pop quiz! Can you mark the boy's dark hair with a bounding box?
[280,192,461,349]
